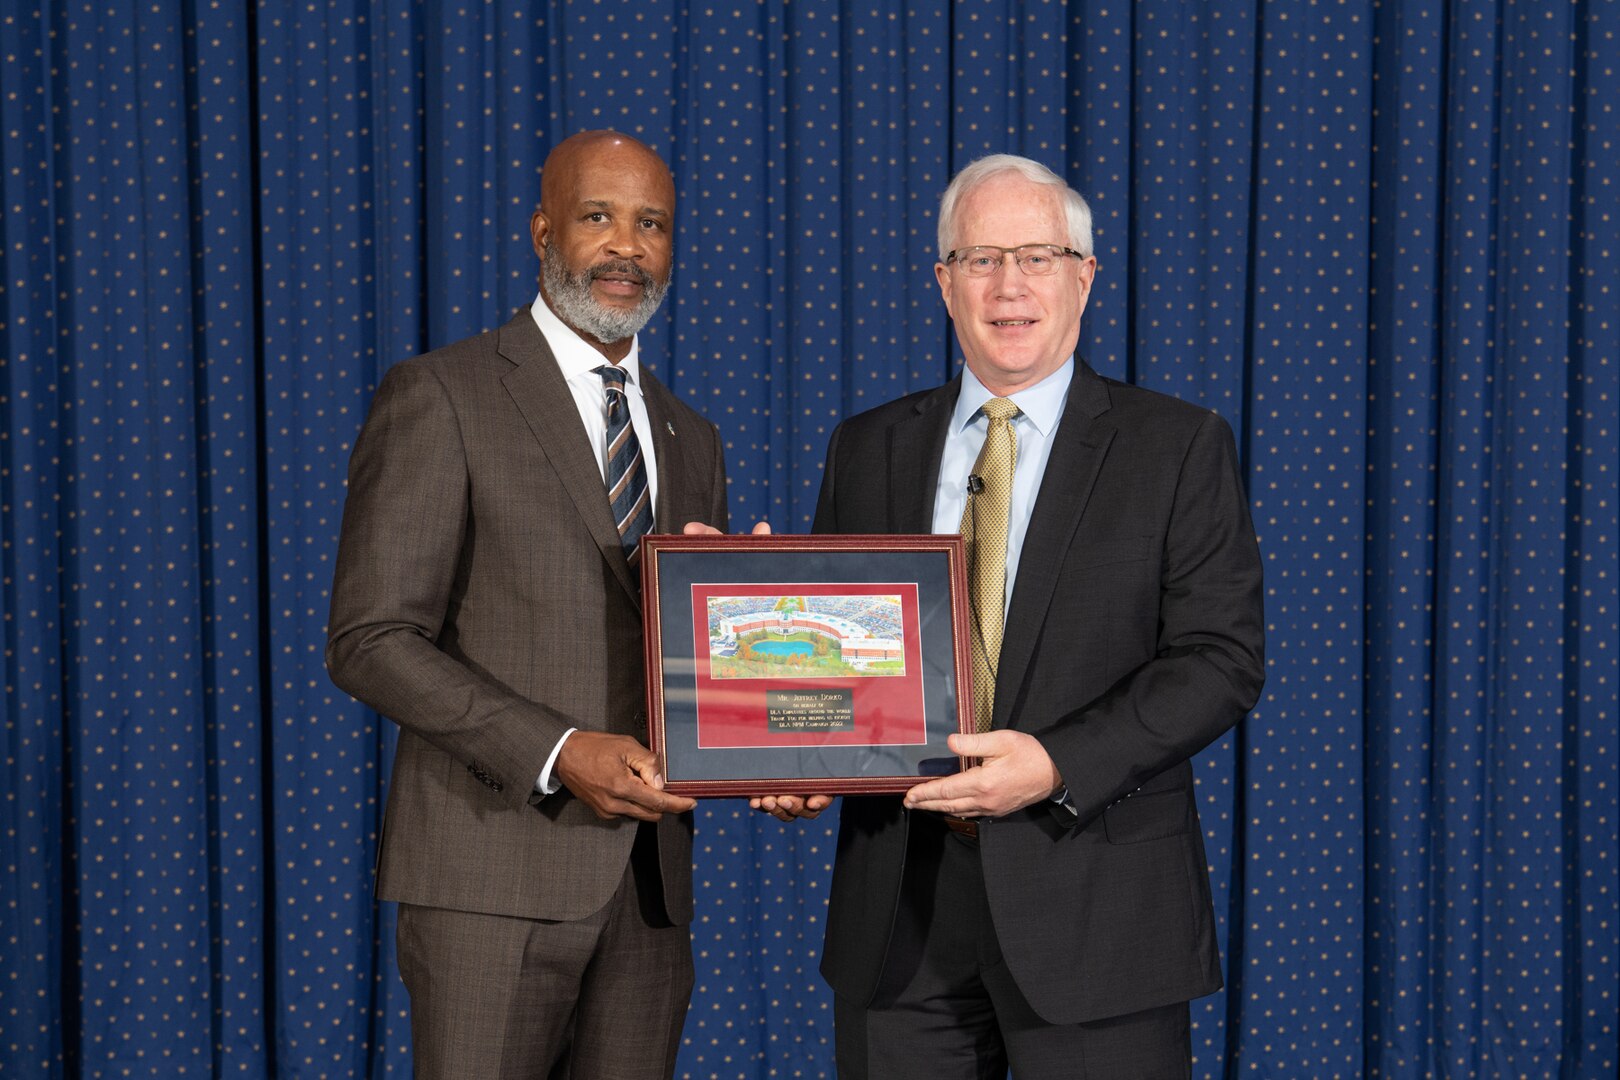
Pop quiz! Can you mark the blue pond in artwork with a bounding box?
[750,640,814,658]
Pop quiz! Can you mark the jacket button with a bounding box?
[467,764,503,792]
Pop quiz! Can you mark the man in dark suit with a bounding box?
[757,155,1265,1077]
[326,131,727,1078]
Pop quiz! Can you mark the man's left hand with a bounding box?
[684,520,772,536]
[902,730,1063,818]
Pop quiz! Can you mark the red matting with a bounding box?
[689,583,928,748]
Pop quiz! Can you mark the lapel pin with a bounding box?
[665,421,675,436]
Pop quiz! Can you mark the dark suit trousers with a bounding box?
[834,814,1191,1080]
[396,823,692,1080]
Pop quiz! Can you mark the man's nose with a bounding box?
[604,221,645,260]
[991,257,1030,296]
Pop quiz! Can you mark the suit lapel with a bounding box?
[497,313,640,605]
[996,362,1115,728]
[887,377,959,533]
[640,368,684,534]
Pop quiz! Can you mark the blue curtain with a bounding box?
[2,1,1614,1077]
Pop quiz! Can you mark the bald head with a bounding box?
[539,130,674,214]
[530,131,676,362]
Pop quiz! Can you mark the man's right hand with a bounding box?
[555,730,697,821]
[749,794,834,822]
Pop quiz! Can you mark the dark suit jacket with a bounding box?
[815,361,1265,1025]
[326,311,728,925]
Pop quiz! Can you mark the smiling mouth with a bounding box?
[594,276,645,295]
[590,260,653,293]
[991,319,1035,326]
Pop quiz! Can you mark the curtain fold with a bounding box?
[2,2,1613,1077]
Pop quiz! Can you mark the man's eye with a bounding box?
[1023,254,1051,269]
[640,218,663,230]
[586,212,608,223]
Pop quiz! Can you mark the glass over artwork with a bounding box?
[705,594,907,679]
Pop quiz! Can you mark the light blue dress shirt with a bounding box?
[931,359,1076,613]
[932,358,1077,811]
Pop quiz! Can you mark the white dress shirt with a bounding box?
[528,290,661,795]
[529,290,661,503]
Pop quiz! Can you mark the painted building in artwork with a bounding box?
[714,608,902,668]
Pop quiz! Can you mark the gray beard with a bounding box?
[542,243,669,344]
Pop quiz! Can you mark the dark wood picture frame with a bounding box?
[641,533,974,797]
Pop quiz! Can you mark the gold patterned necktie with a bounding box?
[959,397,1020,733]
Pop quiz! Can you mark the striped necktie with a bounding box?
[959,397,1020,734]
[595,365,653,567]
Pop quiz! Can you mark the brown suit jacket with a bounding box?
[326,311,728,924]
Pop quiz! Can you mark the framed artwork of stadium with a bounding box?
[640,533,974,797]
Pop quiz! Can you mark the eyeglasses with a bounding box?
[944,244,1085,277]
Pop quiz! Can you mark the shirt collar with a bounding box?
[951,358,1075,437]
[529,290,642,385]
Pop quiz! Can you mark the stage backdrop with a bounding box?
[2,0,1615,1077]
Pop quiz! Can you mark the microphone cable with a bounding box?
[964,473,999,687]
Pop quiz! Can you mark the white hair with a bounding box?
[935,154,1094,260]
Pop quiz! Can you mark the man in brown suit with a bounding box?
[326,131,728,1078]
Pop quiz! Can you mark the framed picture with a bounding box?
[641,533,973,797]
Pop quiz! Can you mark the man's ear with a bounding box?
[530,209,549,257]
[1073,255,1097,313]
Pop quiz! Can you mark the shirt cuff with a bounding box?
[535,727,577,796]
